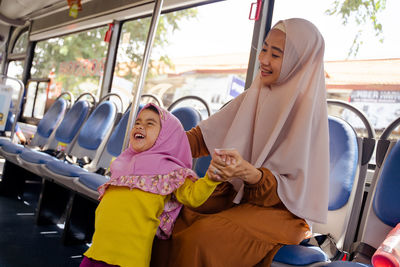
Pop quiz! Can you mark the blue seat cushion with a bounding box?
[77,101,116,150]
[106,110,130,157]
[273,245,329,265]
[45,160,87,177]
[171,107,201,131]
[0,138,11,146]
[328,116,358,210]
[55,100,90,143]
[194,155,211,177]
[1,143,25,154]
[79,172,109,191]
[36,98,67,138]
[19,150,56,164]
[373,141,400,227]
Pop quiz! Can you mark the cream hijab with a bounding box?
[199,18,329,224]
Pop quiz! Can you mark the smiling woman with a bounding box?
[258,24,285,86]
[151,18,330,267]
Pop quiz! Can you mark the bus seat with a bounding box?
[96,109,131,169]
[314,137,400,267]
[0,97,68,164]
[346,118,400,265]
[170,106,209,176]
[74,172,109,200]
[39,100,117,189]
[16,99,92,176]
[171,106,202,131]
[193,155,211,177]
[272,115,360,266]
[34,100,118,229]
[30,97,68,147]
[45,99,91,152]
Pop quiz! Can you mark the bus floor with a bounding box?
[0,179,87,267]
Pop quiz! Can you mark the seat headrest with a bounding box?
[171,106,202,131]
[107,110,130,157]
[36,98,67,138]
[77,101,116,150]
[373,140,400,227]
[328,116,359,210]
[55,100,90,143]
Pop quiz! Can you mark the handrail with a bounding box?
[76,92,97,107]
[380,116,400,141]
[327,99,375,139]
[167,95,211,117]
[56,91,74,108]
[98,93,124,112]
[141,93,163,108]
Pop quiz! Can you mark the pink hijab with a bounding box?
[103,103,197,239]
[110,103,193,178]
[199,18,330,224]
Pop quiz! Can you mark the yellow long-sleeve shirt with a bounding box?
[84,174,219,267]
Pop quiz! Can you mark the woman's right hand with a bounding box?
[209,149,262,184]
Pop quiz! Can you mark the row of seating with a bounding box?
[1,91,399,266]
[0,91,211,244]
[273,100,400,266]
[316,117,400,267]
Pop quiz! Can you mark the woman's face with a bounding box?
[130,108,161,152]
[258,28,286,86]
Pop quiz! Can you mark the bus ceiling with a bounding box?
[0,0,227,41]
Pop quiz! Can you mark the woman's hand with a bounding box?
[209,149,262,184]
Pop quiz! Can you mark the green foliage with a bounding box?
[31,9,198,97]
[325,0,386,57]
[117,10,198,84]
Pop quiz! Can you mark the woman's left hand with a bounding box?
[210,149,262,184]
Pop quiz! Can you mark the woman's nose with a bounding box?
[259,52,270,65]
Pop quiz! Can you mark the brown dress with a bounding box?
[151,126,310,267]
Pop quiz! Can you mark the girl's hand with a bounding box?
[210,149,262,184]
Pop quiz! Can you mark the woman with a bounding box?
[152,18,329,267]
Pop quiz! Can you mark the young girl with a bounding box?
[80,103,221,267]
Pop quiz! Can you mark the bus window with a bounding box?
[6,29,28,80]
[6,60,24,80]
[112,0,255,115]
[30,26,109,106]
[12,31,28,54]
[112,17,152,110]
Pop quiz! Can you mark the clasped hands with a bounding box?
[206,149,262,185]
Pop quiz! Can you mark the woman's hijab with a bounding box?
[199,18,329,224]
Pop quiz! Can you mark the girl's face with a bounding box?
[130,108,161,152]
[258,28,286,86]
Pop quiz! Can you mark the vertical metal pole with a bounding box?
[100,21,122,99]
[122,0,164,150]
[245,0,275,89]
